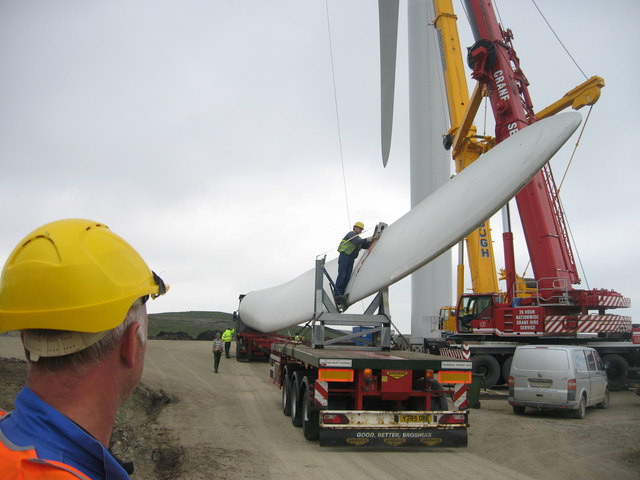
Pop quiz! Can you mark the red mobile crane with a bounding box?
[433,0,637,390]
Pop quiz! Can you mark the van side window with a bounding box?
[593,352,605,372]
[585,351,597,371]
[574,350,589,373]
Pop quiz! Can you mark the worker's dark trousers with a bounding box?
[335,253,355,296]
[224,342,231,358]
[213,351,222,372]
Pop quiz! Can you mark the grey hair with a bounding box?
[26,301,148,371]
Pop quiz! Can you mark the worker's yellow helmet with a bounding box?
[0,219,167,334]
[353,221,364,230]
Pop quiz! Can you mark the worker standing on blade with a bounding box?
[0,219,167,480]
[222,328,233,358]
[335,221,371,310]
[212,332,224,372]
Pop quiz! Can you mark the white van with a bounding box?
[508,345,609,418]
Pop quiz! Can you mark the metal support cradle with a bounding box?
[311,256,391,351]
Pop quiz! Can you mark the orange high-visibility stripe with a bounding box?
[0,434,93,479]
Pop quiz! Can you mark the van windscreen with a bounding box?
[513,349,569,372]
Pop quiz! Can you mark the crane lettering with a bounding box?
[493,70,510,101]
[478,223,490,258]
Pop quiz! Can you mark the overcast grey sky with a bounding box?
[1,0,638,334]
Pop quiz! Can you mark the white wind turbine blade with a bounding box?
[239,112,582,333]
[379,0,399,167]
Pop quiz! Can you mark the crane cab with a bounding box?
[455,293,545,337]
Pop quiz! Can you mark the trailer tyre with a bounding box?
[282,375,292,416]
[603,354,629,391]
[301,380,320,441]
[472,355,500,389]
[290,372,303,427]
[281,364,298,416]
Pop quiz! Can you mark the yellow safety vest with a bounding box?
[337,235,358,255]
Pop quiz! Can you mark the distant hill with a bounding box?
[147,311,343,342]
[148,311,234,339]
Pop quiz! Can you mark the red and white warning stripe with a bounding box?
[314,380,328,408]
[438,344,471,360]
[545,315,632,334]
[597,295,631,308]
[453,383,468,410]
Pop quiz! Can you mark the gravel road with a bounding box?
[1,335,638,479]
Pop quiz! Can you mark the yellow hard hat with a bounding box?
[0,219,167,334]
[354,221,364,229]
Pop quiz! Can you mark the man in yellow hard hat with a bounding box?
[0,219,167,480]
[335,221,371,310]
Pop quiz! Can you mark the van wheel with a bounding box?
[512,405,525,415]
[573,395,587,419]
[472,355,500,389]
[596,389,610,409]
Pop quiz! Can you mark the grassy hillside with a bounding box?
[148,311,234,338]
[147,311,341,341]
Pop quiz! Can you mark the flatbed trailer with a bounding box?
[270,342,472,448]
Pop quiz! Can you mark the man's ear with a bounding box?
[120,322,142,369]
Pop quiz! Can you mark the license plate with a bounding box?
[529,380,552,388]
[399,414,431,423]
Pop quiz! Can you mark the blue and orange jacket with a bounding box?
[0,409,91,479]
[1,388,131,479]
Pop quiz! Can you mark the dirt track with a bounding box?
[1,335,639,479]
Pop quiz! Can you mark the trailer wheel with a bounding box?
[290,372,303,427]
[472,355,500,389]
[603,354,629,391]
[301,380,320,441]
[282,375,292,416]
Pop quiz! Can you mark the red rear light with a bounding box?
[438,414,466,425]
[322,413,350,425]
[567,378,577,401]
[508,376,514,388]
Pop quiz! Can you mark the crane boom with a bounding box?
[464,0,579,300]
[433,0,499,296]
[439,0,631,362]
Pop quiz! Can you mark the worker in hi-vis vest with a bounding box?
[222,328,234,358]
[335,222,371,308]
[0,219,168,480]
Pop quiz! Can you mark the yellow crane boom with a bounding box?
[434,0,498,296]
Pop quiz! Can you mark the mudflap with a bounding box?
[319,427,468,448]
